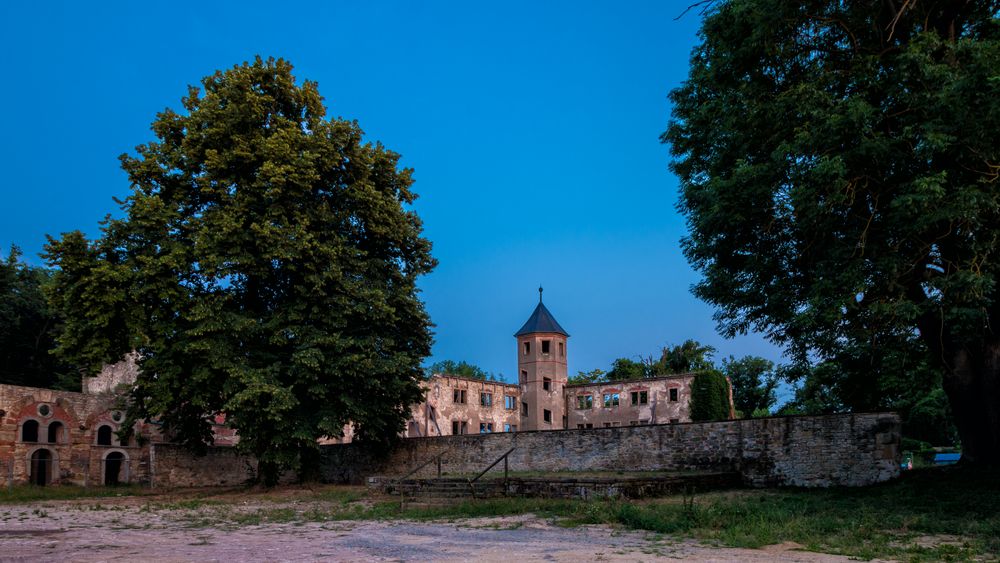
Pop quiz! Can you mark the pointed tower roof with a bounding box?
[514,287,569,337]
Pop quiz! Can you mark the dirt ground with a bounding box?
[0,491,883,562]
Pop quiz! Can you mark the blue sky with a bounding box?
[0,1,782,382]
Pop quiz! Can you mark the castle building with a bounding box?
[405,290,713,437]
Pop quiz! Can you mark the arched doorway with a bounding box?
[104,452,126,485]
[30,449,53,486]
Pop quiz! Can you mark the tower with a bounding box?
[515,287,569,431]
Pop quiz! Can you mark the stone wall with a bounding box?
[148,413,900,489]
[320,412,901,488]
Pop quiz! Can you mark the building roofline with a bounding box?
[427,373,519,388]
[563,372,698,389]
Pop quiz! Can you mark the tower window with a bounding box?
[520,369,528,382]
[543,378,552,391]
[541,340,550,354]
[543,409,552,424]
[559,342,564,357]
[521,402,528,416]
[523,342,530,355]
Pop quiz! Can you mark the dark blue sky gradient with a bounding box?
[0,1,782,381]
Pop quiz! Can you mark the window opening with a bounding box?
[479,422,494,433]
[669,388,678,402]
[559,342,564,357]
[504,395,517,410]
[542,377,551,391]
[523,342,530,355]
[521,402,528,416]
[453,389,467,404]
[47,421,64,444]
[543,409,552,423]
[481,392,492,407]
[97,425,113,446]
[603,393,620,408]
[21,420,39,442]
[541,340,550,354]
[631,390,648,405]
[577,395,593,409]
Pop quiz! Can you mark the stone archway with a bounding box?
[29,449,54,486]
[102,451,128,485]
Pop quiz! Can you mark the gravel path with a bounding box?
[0,497,883,562]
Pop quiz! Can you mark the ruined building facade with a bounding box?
[404,294,717,437]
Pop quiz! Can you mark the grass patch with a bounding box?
[0,484,150,504]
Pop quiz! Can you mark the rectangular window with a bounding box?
[520,369,528,382]
[559,342,564,357]
[586,423,593,429]
[479,422,493,433]
[543,377,552,391]
[630,420,638,426]
[611,421,620,427]
[452,420,468,434]
[604,422,611,428]
[523,341,530,355]
[541,340,550,354]
[504,423,517,432]
[670,418,679,424]
[669,388,678,402]
[505,395,517,410]
[543,409,552,423]
[603,393,620,408]
[577,424,585,429]
[576,394,593,409]
[631,390,648,405]
[521,402,528,416]
[639,419,649,425]
[481,392,492,407]
[453,389,467,404]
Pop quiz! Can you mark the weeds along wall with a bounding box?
[150,413,900,488]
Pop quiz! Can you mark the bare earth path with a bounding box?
[0,496,880,562]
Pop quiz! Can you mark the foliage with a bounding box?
[425,360,498,381]
[567,368,605,385]
[664,0,1000,461]
[43,57,436,484]
[0,247,76,390]
[688,369,731,421]
[721,355,777,417]
[605,358,648,381]
[654,339,716,374]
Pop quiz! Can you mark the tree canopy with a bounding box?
[44,57,436,483]
[0,247,75,390]
[721,355,778,418]
[425,359,499,381]
[664,1,1000,461]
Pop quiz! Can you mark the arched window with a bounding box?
[97,425,113,446]
[21,420,39,442]
[47,421,64,444]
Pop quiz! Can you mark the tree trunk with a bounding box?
[941,342,1000,464]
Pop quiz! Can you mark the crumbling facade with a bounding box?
[404,292,724,437]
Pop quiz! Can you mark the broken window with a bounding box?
[481,392,492,407]
[603,393,620,408]
[97,425,113,446]
[542,377,551,391]
[631,390,648,405]
[504,395,517,410]
[669,388,678,402]
[541,340,550,354]
[452,420,468,434]
[21,420,39,442]
[576,395,593,409]
[521,402,528,416]
[453,389,467,404]
[504,423,517,432]
[479,422,493,433]
[543,409,552,424]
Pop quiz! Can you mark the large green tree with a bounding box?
[0,247,75,390]
[664,1,1000,462]
[721,355,778,417]
[44,58,436,483]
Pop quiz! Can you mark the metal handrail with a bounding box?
[467,446,516,498]
[394,449,449,508]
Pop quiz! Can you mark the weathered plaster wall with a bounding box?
[565,374,695,429]
[406,375,520,437]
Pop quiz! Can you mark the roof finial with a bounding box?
[538,285,543,303]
